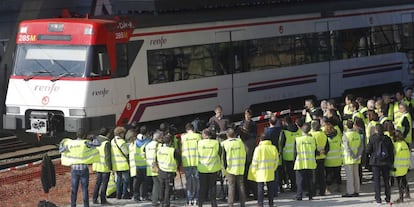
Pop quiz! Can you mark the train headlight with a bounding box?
[19,26,27,34]
[84,26,94,35]
[6,106,20,114]
[69,109,86,117]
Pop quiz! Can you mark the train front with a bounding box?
[3,19,114,143]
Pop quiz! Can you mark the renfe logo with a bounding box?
[92,88,109,97]
[150,36,167,47]
[34,83,60,94]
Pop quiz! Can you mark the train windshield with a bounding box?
[13,45,88,78]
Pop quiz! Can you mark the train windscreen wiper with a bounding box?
[24,70,51,81]
[50,72,76,82]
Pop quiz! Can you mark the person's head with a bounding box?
[367,99,375,110]
[382,93,392,104]
[345,94,355,105]
[159,122,169,133]
[77,128,86,139]
[304,99,314,109]
[214,105,223,118]
[162,133,172,145]
[296,117,305,128]
[327,99,337,110]
[395,91,404,101]
[114,126,126,138]
[301,123,311,134]
[405,87,413,99]
[269,114,277,126]
[226,127,236,138]
[153,130,163,142]
[260,133,271,141]
[202,128,213,139]
[323,122,335,135]
[320,100,328,111]
[311,119,321,131]
[125,128,137,142]
[353,117,365,131]
[375,99,383,110]
[383,120,395,134]
[349,101,359,113]
[346,120,354,130]
[377,106,385,118]
[356,97,366,108]
[139,125,148,135]
[375,124,384,135]
[366,110,378,122]
[399,103,408,113]
[185,122,194,132]
[394,130,404,142]
[283,115,293,127]
[99,127,110,136]
[244,108,253,120]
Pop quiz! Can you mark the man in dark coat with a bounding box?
[366,124,394,204]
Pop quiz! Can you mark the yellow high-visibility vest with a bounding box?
[61,139,99,166]
[92,140,111,172]
[248,140,278,182]
[197,139,221,173]
[393,141,410,177]
[111,137,129,171]
[157,145,177,173]
[181,131,201,167]
[293,135,317,170]
[222,138,246,175]
[282,130,300,161]
[145,140,160,176]
[343,131,361,165]
[309,130,327,160]
[324,133,342,167]
[396,112,412,144]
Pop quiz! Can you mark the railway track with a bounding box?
[0,135,59,170]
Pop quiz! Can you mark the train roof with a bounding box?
[107,0,414,28]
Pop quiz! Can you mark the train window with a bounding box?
[90,45,110,77]
[370,25,399,55]
[114,43,129,77]
[400,23,414,51]
[147,43,230,84]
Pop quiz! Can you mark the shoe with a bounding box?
[101,201,111,206]
[122,194,132,199]
[92,200,99,204]
[405,193,411,199]
[319,193,325,196]
[342,194,354,197]
[295,197,302,201]
[352,193,359,197]
[394,198,403,203]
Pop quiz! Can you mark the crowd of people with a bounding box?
[59,88,414,207]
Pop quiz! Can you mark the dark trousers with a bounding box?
[325,166,341,185]
[227,174,246,207]
[314,159,326,195]
[71,168,89,207]
[372,166,391,203]
[92,172,110,203]
[158,171,175,207]
[257,181,275,207]
[296,169,314,200]
[396,175,409,200]
[283,160,296,191]
[133,168,148,200]
[198,172,217,207]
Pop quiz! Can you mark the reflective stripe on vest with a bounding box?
[310,130,327,160]
[181,132,201,167]
[61,139,99,166]
[293,135,316,170]
[145,141,159,176]
[222,138,246,175]
[393,141,410,177]
[324,133,342,167]
[111,138,129,171]
[197,139,221,173]
[92,140,110,172]
[343,131,361,165]
[157,146,177,173]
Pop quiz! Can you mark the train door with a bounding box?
[215,30,244,116]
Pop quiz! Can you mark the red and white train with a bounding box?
[3,0,414,142]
